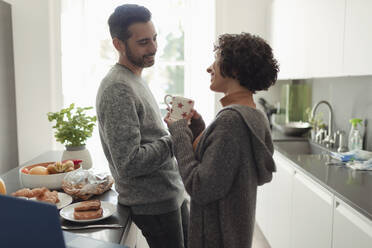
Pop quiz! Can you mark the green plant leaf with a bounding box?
[47,103,96,147]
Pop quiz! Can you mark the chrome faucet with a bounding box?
[311,100,334,147]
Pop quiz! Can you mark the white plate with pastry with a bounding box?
[30,192,72,209]
[60,201,116,223]
[12,188,72,209]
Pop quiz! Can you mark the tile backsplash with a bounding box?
[255,76,372,151]
[310,76,372,151]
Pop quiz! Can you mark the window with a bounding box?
[61,0,215,172]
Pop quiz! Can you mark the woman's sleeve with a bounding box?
[169,116,244,205]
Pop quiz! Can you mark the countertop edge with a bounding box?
[274,148,372,222]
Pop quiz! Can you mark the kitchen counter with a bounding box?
[274,141,372,221]
[0,151,132,245]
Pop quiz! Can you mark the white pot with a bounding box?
[62,145,92,170]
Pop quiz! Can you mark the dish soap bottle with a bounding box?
[348,118,363,151]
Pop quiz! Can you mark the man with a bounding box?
[96,4,188,248]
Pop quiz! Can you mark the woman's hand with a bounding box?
[164,109,195,128]
[189,109,205,140]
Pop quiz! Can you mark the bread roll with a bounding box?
[29,166,49,175]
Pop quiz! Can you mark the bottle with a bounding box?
[348,118,363,151]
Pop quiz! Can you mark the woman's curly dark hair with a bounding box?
[214,33,279,93]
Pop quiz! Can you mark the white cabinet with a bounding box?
[332,198,372,248]
[256,150,372,248]
[268,152,295,248]
[270,0,306,79]
[343,0,372,76]
[301,0,345,78]
[256,171,277,241]
[291,172,333,248]
[270,0,345,79]
[255,181,272,239]
[270,0,372,78]
[256,152,295,248]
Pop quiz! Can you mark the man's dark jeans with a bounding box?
[131,200,189,248]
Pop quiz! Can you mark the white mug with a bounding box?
[164,94,195,123]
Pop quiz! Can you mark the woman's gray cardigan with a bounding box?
[168,104,276,248]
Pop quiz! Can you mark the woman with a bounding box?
[164,33,279,248]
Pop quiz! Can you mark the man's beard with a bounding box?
[125,43,155,68]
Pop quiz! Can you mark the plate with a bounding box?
[60,201,116,223]
[29,192,72,209]
[56,192,73,209]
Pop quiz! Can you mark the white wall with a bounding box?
[185,0,215,125]
[4,0,62,164]
[310,76,372,151]
[215,0,272,39]
[214,0,274,114]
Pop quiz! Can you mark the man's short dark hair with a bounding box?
[108,4,152,42]
[214,33,279,93]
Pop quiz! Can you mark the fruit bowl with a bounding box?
[19,162,81,190]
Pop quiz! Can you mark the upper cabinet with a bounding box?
[343,0,372,76]
[302,0,345,78]
[270,0,344,79]
[270,0,305,79]
[269,0,372,79]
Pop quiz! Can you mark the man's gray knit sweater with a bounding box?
[96,64,184,215]
[169,104,276,248]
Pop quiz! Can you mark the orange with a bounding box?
[0,177,6,195]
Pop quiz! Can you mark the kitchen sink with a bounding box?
[274,140,331,155]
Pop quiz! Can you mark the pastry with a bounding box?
[74,208,103,220]
[74,199,101,211]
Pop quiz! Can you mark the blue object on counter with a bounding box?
[330,151,355,162]
[331,150,372,162]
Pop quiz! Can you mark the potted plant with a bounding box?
[47,103,97,169]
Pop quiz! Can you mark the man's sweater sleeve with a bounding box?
[99,84,172,178]
[168,116,243,205]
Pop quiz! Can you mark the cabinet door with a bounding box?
[270,0,345,79]
[302,0,345,78]
[333,198,372,248]
[292,172,333,248]
[270,0,306,79]
[256,176,274,239]
[343,0,372,75]
[268,152,295,248]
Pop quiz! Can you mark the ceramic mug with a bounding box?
[164,94,195,123]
